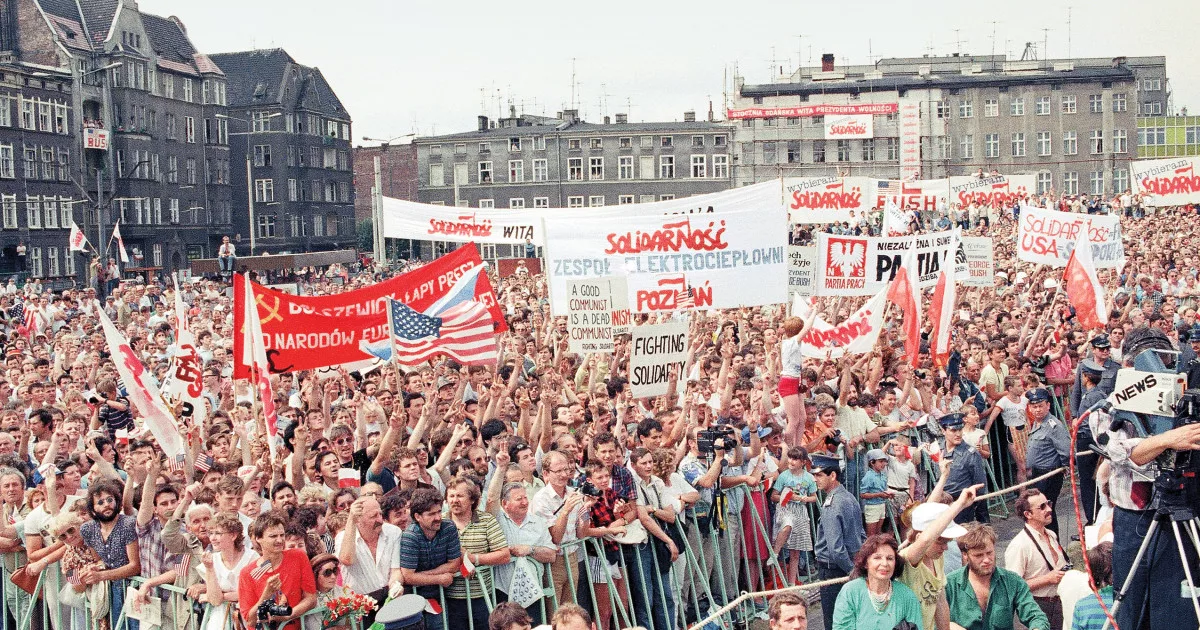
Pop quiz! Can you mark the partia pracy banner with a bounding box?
[233,245,505,377]
[814,229,962,296]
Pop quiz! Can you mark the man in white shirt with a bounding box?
[1005,489,1068,630]
[495,483,556,622]
[529,451,584,608]
[337,497,404,608]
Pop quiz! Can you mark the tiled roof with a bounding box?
[142,13,195,64]
[157,58,198,76]
[192,54,223,75]
[209,49,293,107]
[45,15,92,52]
[78,0,119,45]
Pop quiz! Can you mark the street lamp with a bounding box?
[361,134,416,264]
[225,112,281,255]
[81,62,123,77]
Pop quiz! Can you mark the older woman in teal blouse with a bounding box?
[833,534,925,630]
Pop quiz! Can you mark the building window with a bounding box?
[590,138,602,149]
[619,137,632,148]
[1036,171,1053,194]
[1061,95,1077,114]
[619,195,634,204]
[1089,130,1104,154]
[1063,171,1079,195]
[1010,97,1024,116]
[1090,171,1104,195]
[982,99,998,117]
[589,157,604,180]
[786,117,800,126]
[691,154,706,178]
[1036,131,1052,156]
[1063,131,1078,155]
[287,178,298,201]
[618,156,633,179]
[429,164,444,187]
[659,156,675,178]
[1113,129,1128,153]
[712,154,729,178]
[478,199,494,208]
[936,137,951,160]
[254,145,271,167]
[185,116,195,143]
[1143,78,1162,91]
[454,143,466,155]
[25,196,39,228]
[1112,93,1127,113]
[660,136,673,148]
[861,139,876,161]
[588,196,605,207]
[1187,126,1200,145]
[958,100,973,118]
[43,198,57,228]
[0,95,11,127]
[934,101,948,119]
[959,135,974,159]
[1114,168,1130,192]
[763,142,777,165]
[836,140,851,162]
[813,141,826,163]
[714,135,727,147]
[692,135,705,147]
[1139,127,1166,146]
[984,133,999,158]
[254,179,274,203]
[567,158,583,180]
[567,196,583,208]
[568,138,581,150]
[256,214,276,238]
[478,161,493,183]
[1141,102,1163,115]
[532,159,548,181]
[1089,94,1102,113]
[639,195,655,203]
[169,198,179,224]
[640,136,653,149]
[0,145,12,179]
[29,247,41,277]
[1010,133,1026,157]
[0,195,14,228]
[509,137,521,151]
[509,160,524,183]
[534,197,549,208]
[763,117,776,127]
[509,198,525,209]
[1034,96,1051,115]
[659,194,675,201]
[640,156,655,179]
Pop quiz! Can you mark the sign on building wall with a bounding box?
[824,114,873,139]
[898,98,921,180]
[84,127,109,151]
[726,103,898,119]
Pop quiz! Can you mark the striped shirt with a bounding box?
[398,520,461,599]
[448,512,507,599]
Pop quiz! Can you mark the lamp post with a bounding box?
[223,112,281,255]
[79,61,123,260]
[360,134,415,264]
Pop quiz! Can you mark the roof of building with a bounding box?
[740,65,1137,98]
[421,118,731,142]
[211,48,349,118]
[77,0,119,45]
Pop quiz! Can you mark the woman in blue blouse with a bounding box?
[832,534,925,630]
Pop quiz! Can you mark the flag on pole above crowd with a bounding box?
[1063,223,1108,330]
[887,250,922,367]
[69,221,89,252]
[160,276,207,438]
[928,266,956,368]
[384,265,498,366]
[240,273,279,458]
[112,222,130,263]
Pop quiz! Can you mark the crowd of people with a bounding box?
[0,190,1195,630]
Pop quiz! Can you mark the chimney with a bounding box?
[603,115,610,124]
[821,53,835,72]
[168,15,187,34]
[683,110,696,122]
[615,113,628,124]
[1112,56,1127,68]
[562,109,579,122]
[477,115,488,132]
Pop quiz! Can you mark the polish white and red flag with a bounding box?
[241,273,280,458]
[886,250,922,367]
[1063,225,1108,330]
[69,222,89,252]
[927,267,956,368]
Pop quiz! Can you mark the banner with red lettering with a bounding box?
[784,176,872,224]
[542,196,788,315]
[726,103,898,120]
[825,114,873,139]
[381,182,778,246]
[1131,157,1200,206]
[875,179,950,212]
[814,229,961,296]
[1016,205,1125,269]
[790,290,887,359]
[948,174,1036,208]
[232,245,505,377]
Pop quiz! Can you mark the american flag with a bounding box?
[167,453,187,473]
[877,180,902,200]
[250,559,273,581]
[194,453,214,474]
[675,286,695,310]
[387,266,498,366]
[66,571,81,586]
[174,554,191,578]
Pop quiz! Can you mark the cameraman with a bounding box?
[678,425,742,613]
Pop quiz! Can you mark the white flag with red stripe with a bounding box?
[69,221,89,252]
[886,250,922,367]
[113,222,130,264]
[337,468,360,488]
[1063,226,1108,330]
[241,273,279,459]
[927,267,956,368]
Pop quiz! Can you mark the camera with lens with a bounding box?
[579,480,604,498]
[697,425,738,454]
[1030,355,1051,384]
[913,369,927,380]
[256,600,292,630]
[825,428,845,449]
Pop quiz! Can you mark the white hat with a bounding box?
[910,503,969,538]
[996,271,1009,279]
[1044,278,1059,289]
[1016,271,1029,281]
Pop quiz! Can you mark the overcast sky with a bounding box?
[145,0,1198,142]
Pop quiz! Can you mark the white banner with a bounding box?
[814,229,961,296]
[1131,156,1200,206]
[784,176,872,224]
[874,179,950,213]
[961,237,995,287]
[791,290,887,358]
[948,174,1036,208]
[544,200,789,315]
[824,114,873,139]
[610,276,631,335]
[788,246,816,297]
[1017,205,1125,269]
[161,280,207,433]
[382,181,780,246]
[565,278,621,355]
[629,321,689,398]
[899,98,921,180]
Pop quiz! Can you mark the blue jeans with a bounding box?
[633,542,675,630]
[110,579,139,630]
[1113,506,1200,630]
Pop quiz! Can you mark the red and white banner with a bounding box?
[948,174,1036,208]
[899,98,922,180]
[1063,221,1108,330]
[814,229,961,296]
[1016,205,1125,269]
[233,245,505,377]
[790,290,887,359]
[161,277,206,434]
[1131,156,1200,206]
[112,222,130,264]
[928,267,955,366]
[783,176,871,224]
[825,114,873,139]
[875,179,950,212]
[69,222,88,252]
[726,103,897,120]
[96,304,185,459]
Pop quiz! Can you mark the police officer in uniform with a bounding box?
[811,453,865,630]
[1180,325,1200,389]
[939,413,989,524]
[1070,334,1120,418]
[1075,361,1107,525]
[1025,388,1072,542]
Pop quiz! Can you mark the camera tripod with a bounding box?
[1101,472,1200,630]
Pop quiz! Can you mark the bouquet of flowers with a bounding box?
[322,593,377,629]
